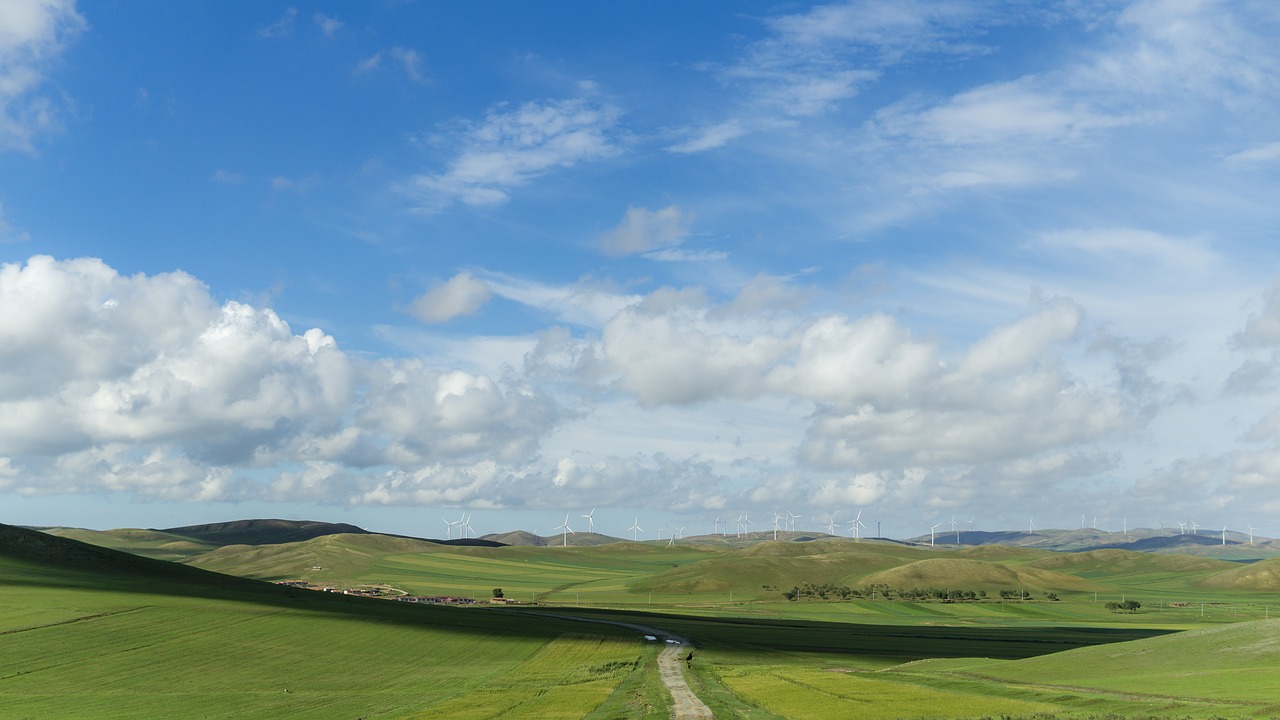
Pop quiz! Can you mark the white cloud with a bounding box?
[0,0,85,153]
[1224,141,1280,167]
[404,96,622,207]
[408,272,492,324]
[600,205,693,256]
[482,271,639,328]
[1036,228,1218,273]
[0,256,563,506]
[354,53,381,75]
[1232,276,1280,349]
[0,201,29,242]
[390,47,423,83]
[878,78,1131,147]
[666,120,746,154]
[643,248,728,263]
[256,8,297,40]
[313,13,343,38]
[209,169,243,185]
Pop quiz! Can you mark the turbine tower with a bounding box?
[555,513,574,547]
[928,522,941,547]
[629,517,643,542]
[580,507,596,534]
[1247,523,1256,545]
[847,509,864,540]
[1221,525,1228,546]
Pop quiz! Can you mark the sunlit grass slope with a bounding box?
[859,557,1100,593]
[0,524,650,719]
[896,618,1280,716]
[38,526,219,561]
[1200,557,1280,591]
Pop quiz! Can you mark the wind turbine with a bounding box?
[1080,513,1087,530]
[1028,517,1035,534]
[1177,521,1186,535]
[968,516,975,534]
[929,522,941,547]
[771,512,783,541]
[1190,521,1199,536]
[1091,515,1099,530]
[786,511,802,532]
[628,517,643,542]
[580,507,596,534]
[555,514,574,547]
[669,525,684,546]
[847,509,864,540]
[1221,525,1228,546]
[950,515,959,543]
[713,515,724,536]
[1122,517,1128,536]
[824,510,838,535]
[460,513,474,539]
[442,517,456,540]
[1247,523,1256,545]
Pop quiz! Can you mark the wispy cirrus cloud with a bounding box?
[313,13,343,38]
[256,7,298,40]
[404,95,622,207]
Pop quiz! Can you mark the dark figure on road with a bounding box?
[686,651,694,668]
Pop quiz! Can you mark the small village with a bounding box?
[273,580,527,606]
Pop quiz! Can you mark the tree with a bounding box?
[492,588,504,599]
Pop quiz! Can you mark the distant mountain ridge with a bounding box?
[158,519,371,546]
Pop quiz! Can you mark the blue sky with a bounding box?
[3,0,1280,540]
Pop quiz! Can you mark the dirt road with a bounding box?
[655,634,714,719]
[518,612,714,718]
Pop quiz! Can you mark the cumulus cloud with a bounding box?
[600,205,693,257]
[405,96,622,207]
[408,272,492,324]
[0,256,562,506]
[0,0,86,153]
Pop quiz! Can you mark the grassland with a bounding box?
[15,522,1280,719]
[0,524,658,719]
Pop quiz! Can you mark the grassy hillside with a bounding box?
[1199,556,1280,591]
[36,526,219,561]
[159,518,370,545]
[185,532,447,582]
[893,618,1280,715]
[0,524,654,719]
[859,557,1100,593]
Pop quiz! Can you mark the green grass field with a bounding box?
[0,524,659,719]
[12,523,1280,718]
